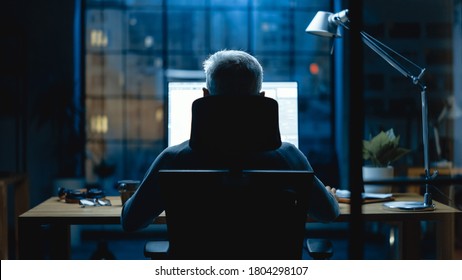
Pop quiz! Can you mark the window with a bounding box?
[84,0,336,191]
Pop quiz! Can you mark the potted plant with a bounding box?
[362,128,410,193]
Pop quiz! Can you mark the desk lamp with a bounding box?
[306,9,437,211]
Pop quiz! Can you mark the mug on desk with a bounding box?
[117,180,140,205]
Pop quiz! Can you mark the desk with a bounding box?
[18,193,460,260]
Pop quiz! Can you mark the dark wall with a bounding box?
[0,0,78,207]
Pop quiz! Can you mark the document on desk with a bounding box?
[335,190,394,204]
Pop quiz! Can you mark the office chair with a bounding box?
[145,169,312,259]
[144,95,333,259]
[145,241,333,260]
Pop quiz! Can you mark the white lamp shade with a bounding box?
[305,11,341,38]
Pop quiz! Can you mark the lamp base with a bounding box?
[383,201,435,211]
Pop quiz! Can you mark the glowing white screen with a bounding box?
[167,82,299,147]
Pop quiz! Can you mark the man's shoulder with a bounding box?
[167,140,188,149]
[274,142,310,169]
[279,142,301,152]
[161,141,191,155]
[154,141,193,168]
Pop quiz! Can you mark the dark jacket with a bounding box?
[121,140,340,232]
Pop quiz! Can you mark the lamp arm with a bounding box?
[360,31,425,84]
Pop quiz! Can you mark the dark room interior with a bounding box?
[1,0,461,261]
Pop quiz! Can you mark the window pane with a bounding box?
[255,54,292,80]
[167,10,207,52]
[210,0,248,7]
[295,55,331,97]
[125,0,162,7]
[86,98,124,140]
[86,9,125,51]
[167,0,206,7]
[125,54,164,98]
[127,10,163,51]
[210,10,249,51]
[167,55,206,71]
[252,10,293,52]
[126,99,164,141]
[85,54,124,96]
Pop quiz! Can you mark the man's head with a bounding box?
[202,50,264,96]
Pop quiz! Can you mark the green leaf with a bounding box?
[362,129,411,167]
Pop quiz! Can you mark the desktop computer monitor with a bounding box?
[167,81,299,148]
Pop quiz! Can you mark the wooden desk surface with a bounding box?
[335,193,460,222]
[20,196,125,224]
[19,193,460,225]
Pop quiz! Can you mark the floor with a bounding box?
[69,222,450,260]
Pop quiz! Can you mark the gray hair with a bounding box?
[203,50,263,95]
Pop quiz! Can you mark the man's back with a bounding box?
[120,50,339,233]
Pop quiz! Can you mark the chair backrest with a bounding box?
[189,95,281,153]
[158,169,313,260]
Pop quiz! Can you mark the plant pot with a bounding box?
[362,166,394,194]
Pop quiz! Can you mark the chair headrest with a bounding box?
[189,95,282,153]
